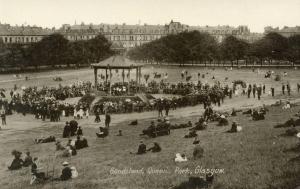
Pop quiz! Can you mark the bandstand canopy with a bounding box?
[91,55,143,70]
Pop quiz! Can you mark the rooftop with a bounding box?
[91,55,143,69]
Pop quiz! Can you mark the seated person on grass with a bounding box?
[147,142,161,153]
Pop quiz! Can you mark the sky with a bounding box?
[0,0,299,33]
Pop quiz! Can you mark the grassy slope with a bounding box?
[0,104,300,189]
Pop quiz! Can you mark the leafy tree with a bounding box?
[220,36,249,66]
[285,35,300,65]
[30,33,69,67]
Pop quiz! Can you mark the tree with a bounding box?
[87,35,113,62]
[220,36,249,66]
[30,33,69,67]
[285,35,300,65]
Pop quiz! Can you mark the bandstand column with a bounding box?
[94,68,98,87]
[105,68,108,83]
[136,67,138,93]
[128,69,130,94]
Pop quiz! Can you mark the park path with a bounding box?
[2,94,299,136]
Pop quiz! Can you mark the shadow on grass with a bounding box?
[268,156,300,189]
[171,177,211,189]
[283,145,300,153]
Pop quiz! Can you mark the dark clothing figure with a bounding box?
[228,122,238,133]
[105,114,111,128]
[247,85,252,98]
[137,143,146,154]
[282,84,285,94]
[1,112,6,126]
[8,158,24,170]
[287,84,291,96]
[77,127,83,136]
[31,161,45,180]
[23,154,33,167]
[75,136,88,150]
[61,167,72,181]
[271,87,275,97]
[285,127,298,136]
[147,143,161,153]
[96,127,109,138]
[185,130,198,138]
[63,124,71,138]
[35,136,56,143]
[165,101,170,116]
[94,112,101,123]
[257,86,262,100]
[69,120,78,136]
[252,85,256,98]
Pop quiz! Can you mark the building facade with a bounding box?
[0,23,54,44]
[264,26,300,38]
[0,20,264,50]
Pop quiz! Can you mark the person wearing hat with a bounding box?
[60,161,72,181]
[8,150,24,170]
[62,122,71,138]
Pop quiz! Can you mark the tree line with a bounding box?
[127,31,300,66]
[0,33,113,70]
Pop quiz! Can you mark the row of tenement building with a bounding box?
[0,20,299,50]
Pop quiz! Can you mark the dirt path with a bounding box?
[2,94,299,136]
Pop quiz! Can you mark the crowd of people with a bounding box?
[0,81,93,123]
[2,68,300,188]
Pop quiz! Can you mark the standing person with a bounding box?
[229,89,232,99]
[157,100,163,117]
[62,122,71,138]
[271,86,275,97]
[297,83,300,93]
[94,108,101,123]
[1,108,6,127]
[165,100,170,116]
[257,85,262,100]
[252,84,257,98]
[287,83,291,96]
[263,84,266,94]
[85,109,89,119]
[247,84,252,98]
[282,84,285,95]
[105,111,111,128]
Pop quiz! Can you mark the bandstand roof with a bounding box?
[91,55,143,69]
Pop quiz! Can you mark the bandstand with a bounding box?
[91,55,143,95]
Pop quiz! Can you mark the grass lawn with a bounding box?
[0,65,299,93]
[0,102,300,189]
[0,66,300,188]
